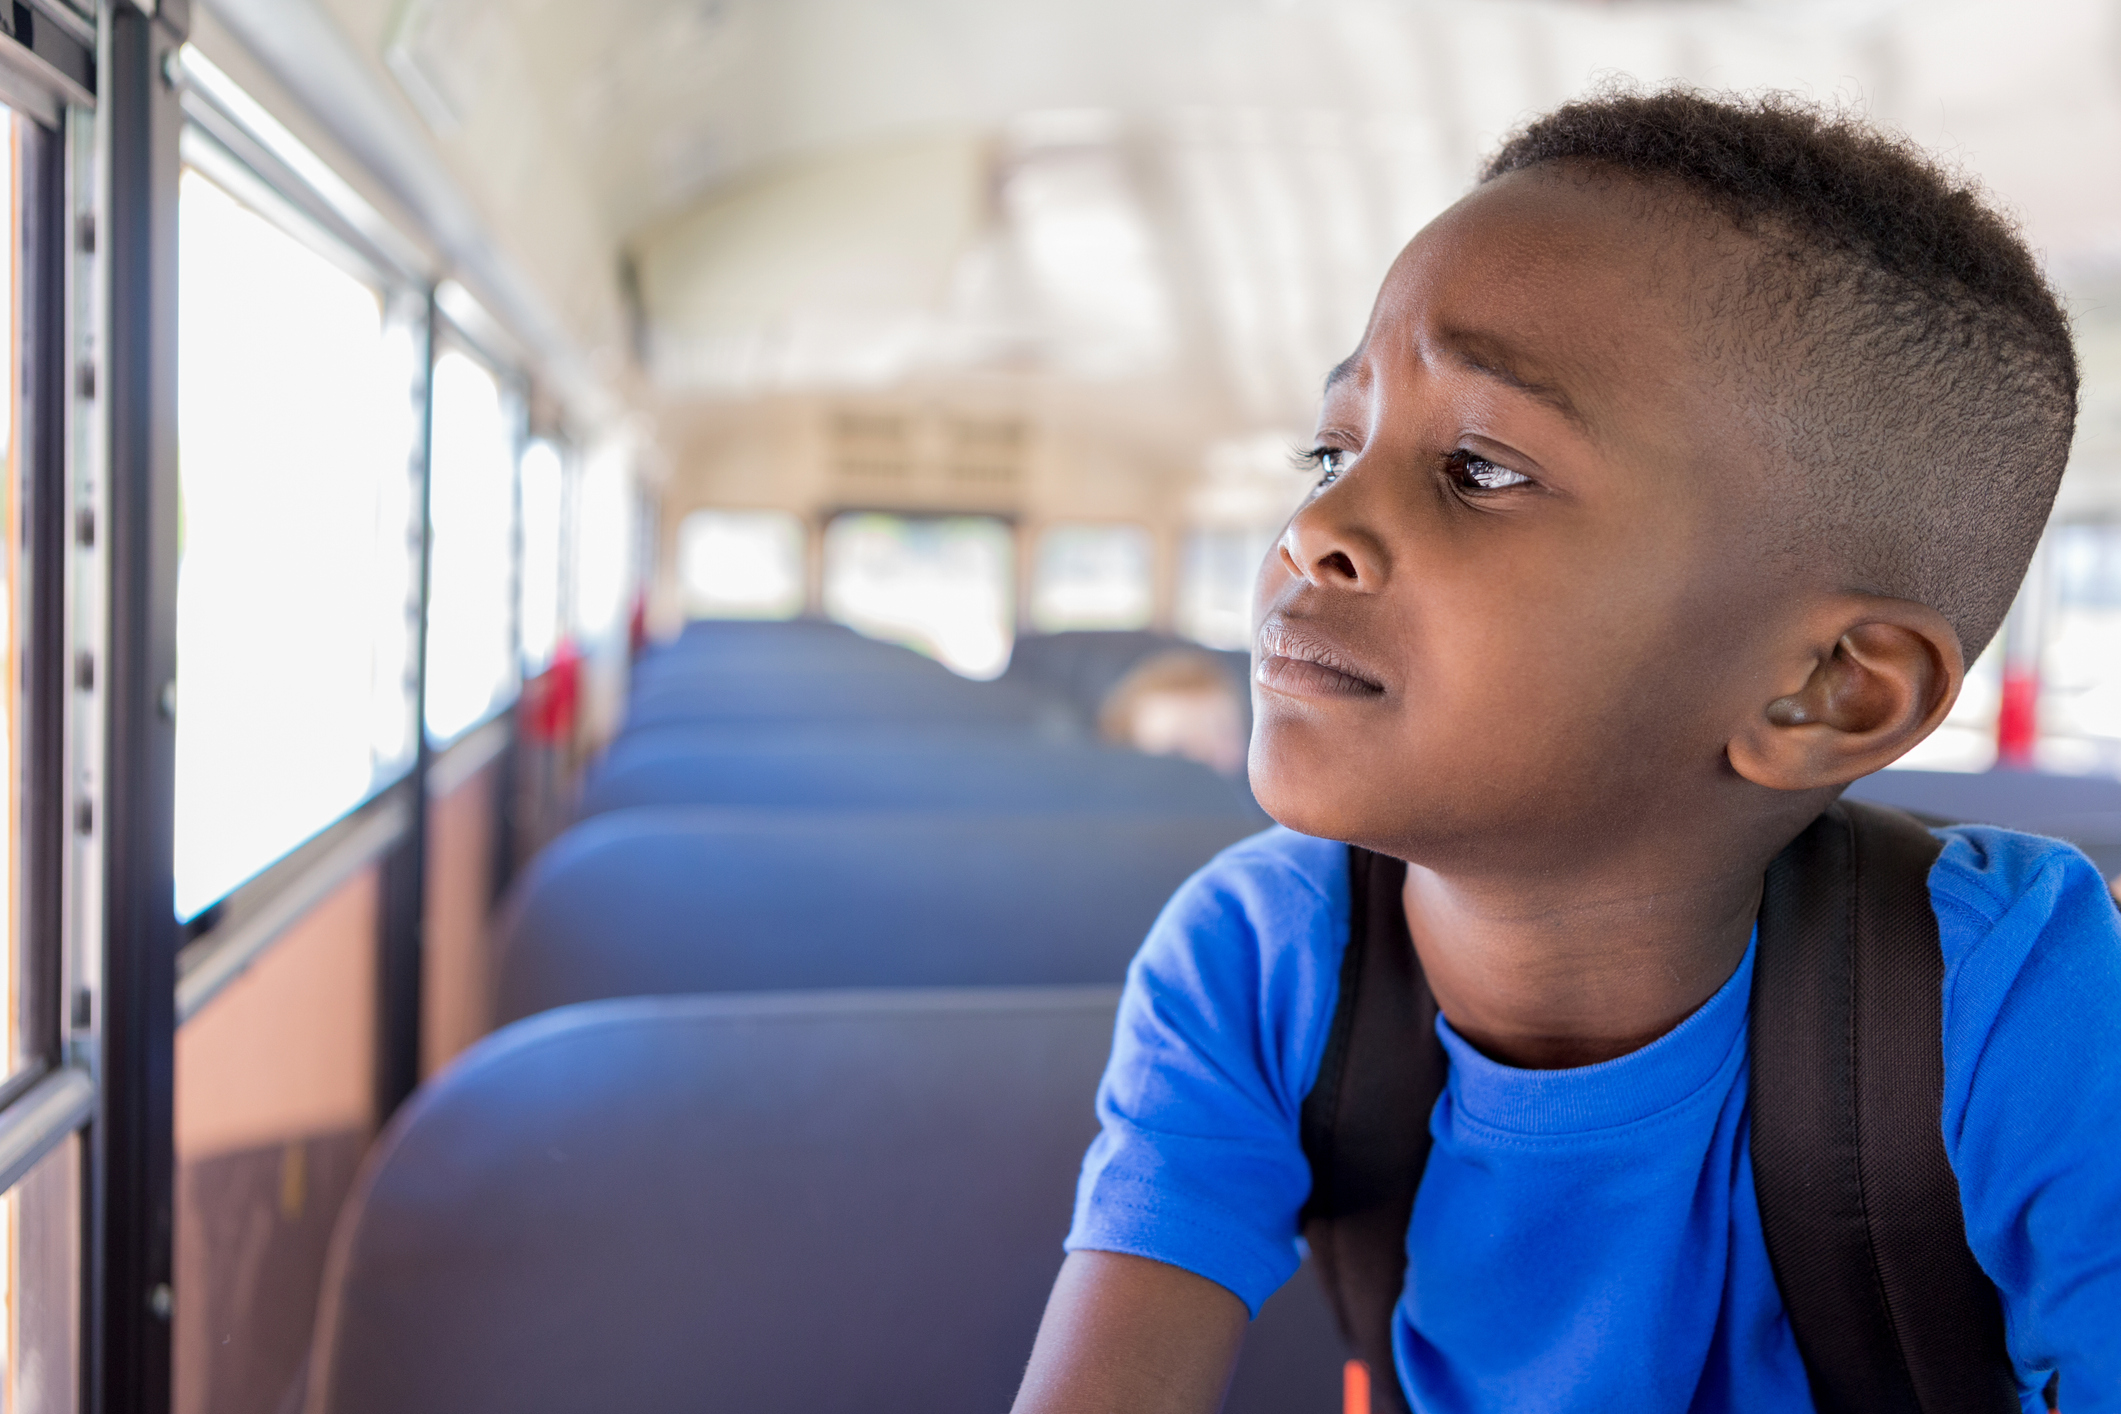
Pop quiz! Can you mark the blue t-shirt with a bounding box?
[1066,824,2121,1412]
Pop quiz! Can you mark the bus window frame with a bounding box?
[0,8,103,1413]
[0,9,85,1141]
[166,133,432,936]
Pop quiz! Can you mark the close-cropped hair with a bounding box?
[1483,86,2079,659]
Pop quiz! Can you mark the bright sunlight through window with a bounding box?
[678,508,805,620]
[1030,523,1153,632]
[174,171,422,919]
[517,439,565,671]
[1175,527,1273,651]
[423,349,519,743]
[571,440,636,643]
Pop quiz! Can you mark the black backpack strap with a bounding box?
[1750,799,2021,1414]
[1298,846,1442,1414]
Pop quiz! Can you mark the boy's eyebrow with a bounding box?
[1442,331,1590,430]
[1320,337,1593,432]
[1323,355,1361,396]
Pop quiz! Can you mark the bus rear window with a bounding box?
[678,508,805,621]
[822,513,1013,678]
[1030,523,1154,633]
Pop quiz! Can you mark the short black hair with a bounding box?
[1482,86,2078,659]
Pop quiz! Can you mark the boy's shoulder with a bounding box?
[1146,825,1351,973]
[1180,823,1350,907]
[1925,823,2121,1085]
[1929,823,2116,949]
[1119,826,1354,1105]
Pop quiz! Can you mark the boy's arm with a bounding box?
[1011,1251,1250,1414]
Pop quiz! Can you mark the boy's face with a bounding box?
[1250,166,1797,868]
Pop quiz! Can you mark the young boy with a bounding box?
[1012,90,2121,1411]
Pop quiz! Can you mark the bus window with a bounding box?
[2042,524,2121,773]
[1030,523,1154,633]
[423,348,521,744]
[517,439,566,672]
[1175,527,1274,651]
[823,513,1014,678]
[677,508,805,620]
[173,170,424,921]
[570,439,636,644]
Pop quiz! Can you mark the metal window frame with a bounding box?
[93,5,184,1411]
[0,0,95,127]
[171,43,428,287]
[0,0,101,1226]
[8,53,76,1118]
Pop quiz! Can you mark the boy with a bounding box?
[1012,89,2120,1411]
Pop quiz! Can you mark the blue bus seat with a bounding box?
[1844,766,2121,875]
[577,736,1264,820]
[303,989,1340,1414]
[622,668,1072,733]
[653,616,921,669]
[610,719,1070,760]
[635,632,953,692]
[491,808,1264,1025]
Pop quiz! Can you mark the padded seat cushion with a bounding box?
[492,808,1264,1024]
[1844,766,2121,874]
[577,738,1262,820]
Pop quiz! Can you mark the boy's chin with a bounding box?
[1248,733,1407,846]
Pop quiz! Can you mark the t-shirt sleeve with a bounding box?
[1931,827,2121,1408]
[1064,830,1347,1317]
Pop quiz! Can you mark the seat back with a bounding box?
[305,989,1339,1414]
[1844,766,2121,875]
[492,808,1262,1025]
[577,737,1262,820]
[651,617,923,673]
[622,667,1070,733]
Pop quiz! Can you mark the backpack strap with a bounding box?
[1750,799,2020,1414]
[1298,846,1439,1414]
[1303,808,2031,1413]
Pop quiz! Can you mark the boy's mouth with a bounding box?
[1254,617,1386,699]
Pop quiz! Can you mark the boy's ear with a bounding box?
[1726,595,1965,792]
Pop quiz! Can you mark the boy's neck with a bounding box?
[1400,839,1772,1070]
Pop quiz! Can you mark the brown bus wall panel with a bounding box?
[421,761,501,1078]
[172,866,381,1414]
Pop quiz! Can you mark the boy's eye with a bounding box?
[1299,446,1353,488]
[1444,449,1531,493]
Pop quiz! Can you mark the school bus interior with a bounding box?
[0,1,2116,1411]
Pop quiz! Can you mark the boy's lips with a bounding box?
[1254,617,1386,699]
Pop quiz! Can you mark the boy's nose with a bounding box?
[1279,488,1386,592]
